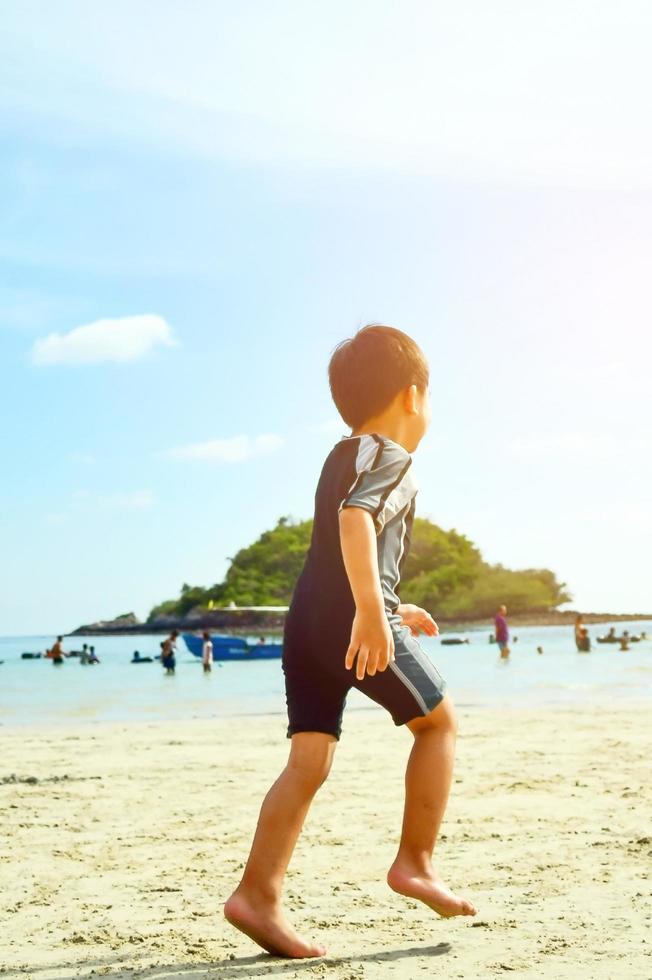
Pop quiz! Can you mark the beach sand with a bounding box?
[2,706,650,980]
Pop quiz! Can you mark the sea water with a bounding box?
[1,621,651,728]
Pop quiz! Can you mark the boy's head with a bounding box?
[328,325,430,449]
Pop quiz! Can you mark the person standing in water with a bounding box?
[202,631,213,673]
[161,630,178,674]
[494,605,510,659]
[49,636,66,664]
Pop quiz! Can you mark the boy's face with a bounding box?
[405,385,432,452]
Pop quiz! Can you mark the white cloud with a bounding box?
[31,314,176,366]
[98,490,154,510]
[164,433,284,463]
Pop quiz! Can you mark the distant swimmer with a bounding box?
[88,645,100,664]
[574,614,585,651]
[48,636,66,665]
[536,646,544,655]
[161,630,178,674]
[577,627,591,653]
[131,650,153,663]
[619,631,630,652]
[494,605,510,659]
[202,631,213,673]
[80,643,90,665]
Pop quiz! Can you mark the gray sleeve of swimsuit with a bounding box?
[339,441,416,532]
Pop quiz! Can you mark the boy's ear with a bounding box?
[403,384,418,414]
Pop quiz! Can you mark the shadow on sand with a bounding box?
[24,941,451,979]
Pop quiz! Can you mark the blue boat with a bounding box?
[182,633,283,662]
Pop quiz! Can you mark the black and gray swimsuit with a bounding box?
[283,433,446,739]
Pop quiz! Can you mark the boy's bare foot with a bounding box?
[224,890,326,958]
[387,861,477,918]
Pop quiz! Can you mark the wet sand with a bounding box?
[2,706,650,979]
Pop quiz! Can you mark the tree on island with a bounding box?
[148,516,570,622]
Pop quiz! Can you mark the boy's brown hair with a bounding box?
[328,325,429,429]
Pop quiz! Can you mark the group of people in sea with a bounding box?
[131,630,215,674]
[574,616,647,652]
[487,609,648,657]
[130,631,180,672]
[46,638,100,665]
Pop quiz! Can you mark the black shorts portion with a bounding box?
[283,605,447,740]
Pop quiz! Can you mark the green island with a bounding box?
[148,516,570,623]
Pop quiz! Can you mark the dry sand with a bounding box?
[2,705,650,980]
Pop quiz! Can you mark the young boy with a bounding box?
[225,325,476,958]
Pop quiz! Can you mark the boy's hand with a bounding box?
[345,608,395,680]
[397,603,439,638]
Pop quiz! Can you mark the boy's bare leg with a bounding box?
[387,694,476,917]
[224,731,336,957]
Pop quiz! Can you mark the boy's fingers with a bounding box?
[378,644,391,671]
[345,641,359,670]
[366,647,379,677]
[355,646,369,680]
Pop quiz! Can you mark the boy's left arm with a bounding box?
[396,603,439,638]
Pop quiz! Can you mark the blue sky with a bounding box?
[2,1,651,634]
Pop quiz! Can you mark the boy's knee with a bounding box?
[287,755,332,792]
[410,695,458,737]
[287,733,336,791]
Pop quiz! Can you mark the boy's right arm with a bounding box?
[339,507,395,681]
